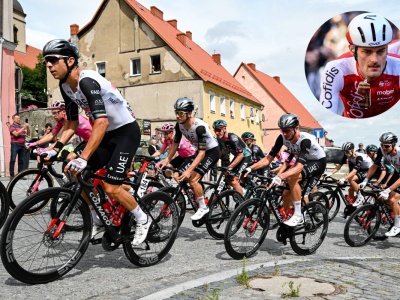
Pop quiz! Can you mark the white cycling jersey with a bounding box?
[174,118,218,151]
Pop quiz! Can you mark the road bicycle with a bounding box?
[0,181,10,229]
[224,178,329,259]
[0,162,179,284]
[343,185,393,247]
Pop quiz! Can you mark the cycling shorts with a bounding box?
[299,158,327,195]
[88,121,140,185]
[170,154,197,173]
[194,146,220,177]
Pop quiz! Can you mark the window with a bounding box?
[240,103,245,120]
[96,62,106,77]
[220,96,226,116]
[210,92,216,113]
[131,58,141,76]
[150,55,161,73]
[229,99,235,118]
[250,107,254,120]
[13,25,18,44]
[255,109,260,124]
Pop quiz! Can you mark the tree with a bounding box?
[20,53,47,102]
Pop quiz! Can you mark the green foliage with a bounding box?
[20,53,47,102]
[236,257,251,289]
[281,280,301,298]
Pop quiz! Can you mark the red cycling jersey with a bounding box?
[319,52,400,118]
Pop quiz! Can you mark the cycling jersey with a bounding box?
[60,70,135,131]
[375,146,400,173]
[174,118,218,151]
[270,132,325,164]
[340,152,373,172]
[249,144,265,163]
[278,151,296,166]
[319,53,400,118]
[217,133,251,158]
[161,136,197,158]
[388,40,400,56]
[53,115,92,142]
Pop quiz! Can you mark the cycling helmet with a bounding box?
[365,144,378,152]
[346,13,392,47]
[379,132,398,144]
[160,123,175,132]
[174,97,195,112]
[278,113,299,129]
[50,100,65,110]
[241,132,254,139]
[43,39,80,60]
[342,142,355,151]
[212,119,227,129]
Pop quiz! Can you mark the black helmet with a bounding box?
[365,144,378,152]
[212,120,227,129]
[278,113,299,129]
[43,39,80,60]
[174,97,195,112]
[342,142,354,151]
[379,132,398,144]
[241,132,254,139]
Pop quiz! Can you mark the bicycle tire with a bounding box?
[224,197,270,260]
[122,191,179,267]
[158,186,186,227]
[206,190,244,240]
[0,187,91,284]
[7,168,54,213]
[322,190,340,221]
[0,181,10,229]
[344,204,380,247]
[289,201,328,255]
[308,191,332,222]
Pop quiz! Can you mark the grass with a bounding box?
[236,257,251,288]
[281,280,301,298]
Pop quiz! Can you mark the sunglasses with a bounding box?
[280,128,293,134]
[51,110,60,115]
[381,143,392,149]
[43,55,69,65]
[214,128,225,133]
[175,110,186,117]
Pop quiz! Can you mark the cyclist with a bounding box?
[325,142,373,208]
[157,97,220,220]
[241,131,268,183]
[319,13,400,118]
[243,113,326,226]
[359,132,400,237]
[365,144,394,188]
[152,123,197,180]
[213,121,252,195]
[41,39,148,246]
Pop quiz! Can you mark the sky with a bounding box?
[19,0,400,148]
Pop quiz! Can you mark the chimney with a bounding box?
[177,33,186,45]
[273,76,281,83]
[167,19,177,28]
[70,24,79,35]
[150,6,164,20]
[186,31,192,40]
[248,63,256,71]
[212,53,221,65]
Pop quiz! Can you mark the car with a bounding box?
[323,146,349,180]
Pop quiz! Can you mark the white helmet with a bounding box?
[346,13,392,47]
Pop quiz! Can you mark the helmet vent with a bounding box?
[357,27,366,43]
[370,23,376,41]
[382,24,386,41]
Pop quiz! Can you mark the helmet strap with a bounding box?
[60,57,77,84]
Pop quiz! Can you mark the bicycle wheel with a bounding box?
[158,186,186,227]
[0,181,10,229]
[122,191,179,267]
[289,201,328,255]
[224,197,270,259]
[344,204,380,247]
[206,190,243,240]
[322,190,340,221]
[0,187,91,284]
[7,168,54,212]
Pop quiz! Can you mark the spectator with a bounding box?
[37,123,54,148]
[9,114,30,178]
[147,139,159,155]
[356,143,366,153]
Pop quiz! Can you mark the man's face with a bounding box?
[243,138,253,146]
[51,109,66,122]
[344,149,354,157]
[354,45,388,80]
[43,54,71,80]
[367,150,376,158]
[214,127,226,139]
[13,115,21,124]
[175,110,190,124]
[280,127,296,141]
[381,143,394,154]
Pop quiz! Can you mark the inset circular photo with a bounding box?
[305,11,400,119]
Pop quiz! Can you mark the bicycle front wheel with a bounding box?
[0,181,10,229]
[122,191,179,267]
[0,187,91,284]
[7,168,54,212]
[206,190,243,240]
[323,190,340,221]
[224,197,269,260]
[344,204,380,247]
[289,201,328,255]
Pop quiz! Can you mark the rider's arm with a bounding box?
[251,135,283,171]
[227,133,245,169]
[319,60,344,115]
[279,138,311,180]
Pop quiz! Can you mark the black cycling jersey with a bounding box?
[250,144,265,163]
[217,133,251,158]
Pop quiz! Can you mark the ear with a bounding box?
[349,45,355,55]
[67,57,76,67]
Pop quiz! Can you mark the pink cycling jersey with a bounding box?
[161,137,197,158]
[53,115,92,142]
[319,52,400,118]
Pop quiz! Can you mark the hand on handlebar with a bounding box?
[66,157,88,174]
[358,178,368,189]
[337,178,346,185]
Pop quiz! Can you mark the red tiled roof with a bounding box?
[236,63,322,129]
[78,0,261,105]
[14,45,41,69]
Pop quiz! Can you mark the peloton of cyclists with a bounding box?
[243,113,326,226]
[157,97,220,221]
[359,132,400,237]
[365,144,394,189]
[325,142,373,208]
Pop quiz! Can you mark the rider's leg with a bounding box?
[385,192,400,236]
[230,175,244,195]
[188,172,205,207]
[287,173,302,217]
